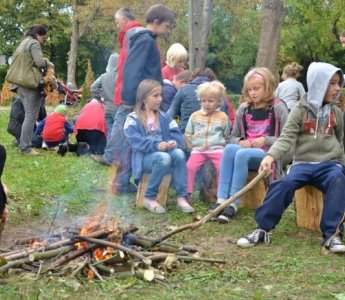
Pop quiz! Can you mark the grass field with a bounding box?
[0,107,345,300]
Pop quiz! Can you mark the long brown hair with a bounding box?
[134,79,162,127]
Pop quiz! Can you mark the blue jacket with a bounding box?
[161,79,177,112]
[121,29,162,106]
[124,111,185,183]
[168,76,210,133]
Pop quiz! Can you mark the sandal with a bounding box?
[177,197,195,213]
[143,199,166,214]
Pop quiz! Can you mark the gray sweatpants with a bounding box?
[17,86,42,152]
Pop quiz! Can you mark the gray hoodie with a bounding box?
[91,53,119,112]
[268,62,345,164]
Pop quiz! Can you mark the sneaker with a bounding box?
[177,197,195,213]
[217,205,237,224]
[22,149,40,156]
[143,199,166,214]
[117,183,137,194]
[90,154,110,166]
[323,235,345,253]
[208,202,221,212]
[57,143,68,156]
[42,141,48,150]
[237,229,270,248]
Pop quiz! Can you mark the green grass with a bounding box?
[0,108,345,299]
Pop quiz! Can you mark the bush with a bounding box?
[0,65,9,90]
[228,94,242,110]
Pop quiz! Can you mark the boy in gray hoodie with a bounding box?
[91,52,119,137]
[237,62,345,253]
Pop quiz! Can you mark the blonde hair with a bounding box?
[196,81,226,106]
[242,67,276,106]
[166,43,188,68]
[282,62,303,79]
[134,79,162,127]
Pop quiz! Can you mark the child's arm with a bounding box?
[35,118,46,136]
[229,104,246,144]
[168,88,184,119]
[184,115,194,150]
[167,117,185,150]
[64,121,74,134]
[124,115,161,153]
[223,116,232,144]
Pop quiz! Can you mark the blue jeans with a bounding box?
[103,105,133,186]
[142,149,188,199]
[217,144,265,205]
[104,106,118,139]
[255,162,345,240]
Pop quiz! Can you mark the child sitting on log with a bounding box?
[237,62,345,253]
[184,81,231,203]
[124,79,193,214]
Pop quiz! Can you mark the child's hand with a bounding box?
[158,142,169,151]
[259,155,274,174]
[239,140,251,148]
[251,137,265,148]
[167,140,177,149]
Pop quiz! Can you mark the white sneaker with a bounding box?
[237,229,270,248]
[323,236,345,253]
[42,141,48,150]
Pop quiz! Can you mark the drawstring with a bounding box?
[314,107,320,139]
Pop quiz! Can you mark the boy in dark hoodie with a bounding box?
[92,4,175,194]
[237,62,345,253]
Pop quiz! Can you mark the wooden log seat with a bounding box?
[294,185,323,232]
[136,174,172,208]
[239,172,267,209]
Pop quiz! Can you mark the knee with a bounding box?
[222,144,240,160]
[155,152,172,167]
[171,149,186,162]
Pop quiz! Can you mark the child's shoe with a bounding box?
[217,205,237,223]
[323,235,345,253]
[177,197,195,213]
[237,229,270,248]
[143,198,166,214]
[42,141,48,150]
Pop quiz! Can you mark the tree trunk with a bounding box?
[189,0,212,70]
[255,0,286,76]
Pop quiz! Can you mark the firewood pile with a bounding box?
[0,216,225,282]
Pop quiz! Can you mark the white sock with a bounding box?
[216,197,227,204]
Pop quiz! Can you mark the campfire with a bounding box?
[0,215,225,282]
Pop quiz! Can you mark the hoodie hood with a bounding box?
[306,62,344,112]
[129,29,155,47]
[106,53,119,73]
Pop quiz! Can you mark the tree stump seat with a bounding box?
[294,185,323,232]
[136,174,172,208]
[239,172,267,209]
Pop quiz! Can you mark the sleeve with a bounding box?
[91,76,103,99]
[121,38,154,106]
[275,85,280,98]
[223,116,232,143]
[64,121,74,134]
[298,82,306,98]
[184,115,194,150]
[267,108,303,161]
[335,109,345,164]
[229,106,245,144]
[30,40,48,69]
[167,117,185,150]
[35,118,46,135]
[168,88,184,119]
[265,102,289,147]
[124,115,160,153]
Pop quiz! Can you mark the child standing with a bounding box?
[124,79,193,214]
[275,62,305,111]
[237,62,345,253]
[185,81,231,199]
[36,105,73,148]
[162,43,188,81]
[212,67,289,223]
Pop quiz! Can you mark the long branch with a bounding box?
[151,170,269,246]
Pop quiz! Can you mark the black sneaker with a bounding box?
[237,229,270,248]
[217,205,237,224]
[323,235,345,253]
[208,202,221,212]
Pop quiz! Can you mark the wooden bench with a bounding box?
[239,172,267,209]
[136,174,172,208]
[294,185,323,232]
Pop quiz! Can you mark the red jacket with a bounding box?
[74,101,107,136]
[114,21,142,106]
[42,113,66,142]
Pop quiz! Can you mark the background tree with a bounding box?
[255,0,286,75]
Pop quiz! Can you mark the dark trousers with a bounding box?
[76,130,106,155]
[255,161,345,240]
[0,145,7,212]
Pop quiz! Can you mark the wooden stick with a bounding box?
[151,170,269,246]
[88,262,104,281]
[0,258,28,273]
[147,253,226,264]
[28,245,76,262]
[15,237,43,245]
[71,259,89,277]
[73,236,152,266]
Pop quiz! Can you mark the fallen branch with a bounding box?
[28,245,76,262]
[151,170,269,246]
[73,236,152,266]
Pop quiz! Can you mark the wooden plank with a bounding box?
[136,174,171,208]
[294,185,323,232]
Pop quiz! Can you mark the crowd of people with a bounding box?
[2,5,345,254]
